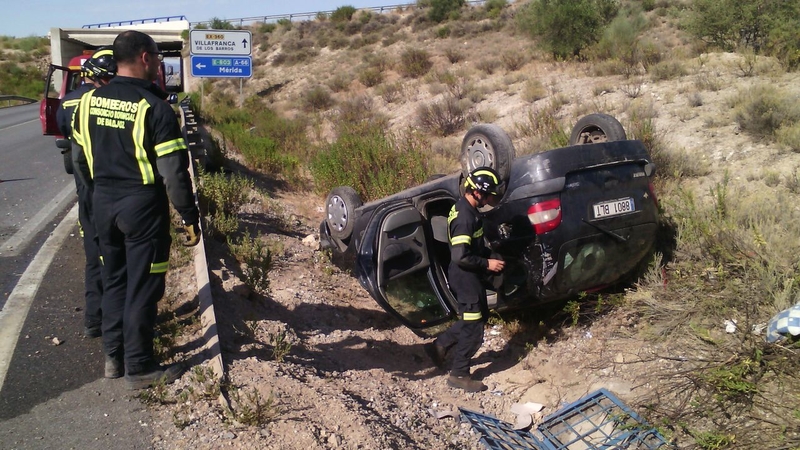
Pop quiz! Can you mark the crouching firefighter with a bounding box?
[71,30,200,389]
[425,167,505,393]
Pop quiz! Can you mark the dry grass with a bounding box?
[195,5,800,447]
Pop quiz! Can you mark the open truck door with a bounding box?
[40,64,66,136]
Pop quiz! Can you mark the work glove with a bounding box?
[182,221,201,247]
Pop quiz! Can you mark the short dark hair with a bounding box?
[113,30,156,65]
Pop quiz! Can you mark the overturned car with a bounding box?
[319,114,659,332]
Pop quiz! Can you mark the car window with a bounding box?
[384,270,448,327]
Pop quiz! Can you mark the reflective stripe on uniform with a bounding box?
[132,99,154,184]
[154,137,187,157]
[150,261,169,274]
[62,98,80,108]
[450,235,471,246]
[76,91,95,178]
[473,227,483,239]
[463,311,482,321]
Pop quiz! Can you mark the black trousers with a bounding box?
[74,174,103,330]
[435,265,488,377]
[93,185,171,375]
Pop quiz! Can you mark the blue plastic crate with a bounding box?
[459,408,544,449]
[459,389,669,450]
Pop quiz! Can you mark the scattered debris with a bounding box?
[51,337,63,346]
[724,319,737,333]
[766,304,800,343]
[510,402,544,431]
[460,389,669,449]
[301,234,318,249]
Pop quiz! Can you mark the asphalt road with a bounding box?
[0,103,76,310]
[0,104,154,449]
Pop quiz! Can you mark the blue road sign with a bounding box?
[190,55,252,78]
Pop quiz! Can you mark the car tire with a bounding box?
[325,186,363,241]
[63,150,74,175]
[569,113,627,145]
[460,124,515,184]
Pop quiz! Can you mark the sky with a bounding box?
[4,0,393,38]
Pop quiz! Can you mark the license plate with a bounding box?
[593,197,634,219]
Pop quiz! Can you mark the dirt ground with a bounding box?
[143,43,800,449]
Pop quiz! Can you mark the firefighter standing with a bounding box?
[56,47,116,338]
[425,167,505,393]
[72,30,200,389]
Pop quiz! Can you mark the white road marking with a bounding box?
[0,203,78,392]
[1,118,39,131]
[0,183,76,256]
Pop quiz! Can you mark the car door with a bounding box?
[39,65,63,136]
[355,201,455,330]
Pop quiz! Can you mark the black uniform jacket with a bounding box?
[72,76,199,225]
[448,196,490,274]
[56,83,93,139]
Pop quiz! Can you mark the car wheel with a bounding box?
[460,124,515,183]
[63,150,74,175]
[569,113,627,145]
[325,186,363,241]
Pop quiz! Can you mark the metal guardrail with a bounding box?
[82,15,188,29]
[0,95,37,104]
[188,1,488,28]
[0,95,37,109]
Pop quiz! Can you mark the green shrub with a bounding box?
[514,102,568,152]
[484,0,508,19]
[777,122,800,152]
[521,79,547,103]
[398,48,433,78]
[0,62,44,99]
[198,170,253,216]
[516,0,619,59]
[208,17,236,30]
[228,231,273,294]
[416,95,469,136]
[358,66,384,87]
[377,82,404,103]
[592,8,648,70]
[331,5,357,23]
[443,46,464,63]
[684,0,800,68]
[301,85,334,111]
[335,96,389,134]
[311,124,431,201]
[733,85,800,139]
[501,49,528,71]
[649,59,688,81]
[208,100,305,177]
[326,73,351,92]
[424,0,465,23]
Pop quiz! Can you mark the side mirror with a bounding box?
[166,66,174,76]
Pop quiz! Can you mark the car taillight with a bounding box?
[528,198,562,234]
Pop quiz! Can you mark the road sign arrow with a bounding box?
[195,62,206,69]
[242,38,248,48]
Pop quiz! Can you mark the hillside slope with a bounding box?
[158,4,800,449]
